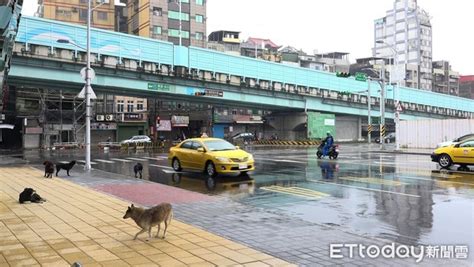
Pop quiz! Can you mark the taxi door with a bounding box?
[189,141,207,170]
[452,140,474,164]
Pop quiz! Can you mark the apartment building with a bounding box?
[432,60,459,96]
[37,0,116,30]
[127,0,207,47]
[373,0,433,90]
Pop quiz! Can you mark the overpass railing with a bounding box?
[13,16,474,118]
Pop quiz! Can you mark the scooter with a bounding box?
[316,142,339,159]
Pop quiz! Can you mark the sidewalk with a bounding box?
[0,167,294,267]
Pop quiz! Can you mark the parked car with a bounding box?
[168,138,255,177]
[374,132,396,143]
[431,138,474,170]
[232,132,255,142]
[436,133,474,148]
[121,135,151,144]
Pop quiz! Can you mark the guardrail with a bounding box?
[253,140,321,146]
[119,141,168,150]
[53,142,79,149]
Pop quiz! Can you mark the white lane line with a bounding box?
[58,161,70,164]
[126,157,148,161]
[149,164,173,169]
[76,160,98,165]
[142,156,168,160]
[162,169,178,174]
[307,179,420,198]
[94,159,115,164]
[110,158,132,162]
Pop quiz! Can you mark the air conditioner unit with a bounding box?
[96,115,105,121]
[105,114,114,121]
[71,7,78,12]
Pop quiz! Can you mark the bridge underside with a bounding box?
[8,56,446,121]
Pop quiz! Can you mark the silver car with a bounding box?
[121,135,152,144]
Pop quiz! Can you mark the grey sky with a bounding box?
[21,0,473,74]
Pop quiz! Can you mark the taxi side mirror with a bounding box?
[454,144,460,148]
[197,147,205,152]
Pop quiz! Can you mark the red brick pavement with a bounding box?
[93,183,215,206]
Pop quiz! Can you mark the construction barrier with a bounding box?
[53,142,79,149]
[120,141,168,151]
[253,140,321,146]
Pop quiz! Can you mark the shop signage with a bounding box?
[91,123,117,130]
[187,88,224,97]
[147,83,171,92]
[157,120,172,131]
[171,116,189,127]
[124,113,143,120]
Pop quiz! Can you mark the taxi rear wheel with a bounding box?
[438,154,452,169]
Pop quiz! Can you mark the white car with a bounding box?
[121,135,152,144]
[436,134,474,148]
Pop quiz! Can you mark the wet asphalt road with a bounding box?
[13,144,474,251]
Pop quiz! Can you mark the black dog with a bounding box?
[19,188,46,204]
[134,163,143,179]
[56,160,76,176]
[43,161,54,178]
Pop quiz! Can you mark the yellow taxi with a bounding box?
[431,138,474,170]
[168,138,255,177]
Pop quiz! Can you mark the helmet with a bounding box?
[326,131,331,135]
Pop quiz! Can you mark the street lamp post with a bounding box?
[376,40,400,151]
[57,0,125,171]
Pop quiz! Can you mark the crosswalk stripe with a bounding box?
[126,157,148,162]
[58,161,70,164]
[94,159,115,164]
[142,156,168,160]
[110,158,132,162]
[149,164,173,169]
[162,169,177,174]
[76,160,97,165]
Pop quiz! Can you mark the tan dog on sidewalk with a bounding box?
[123,203,173,240]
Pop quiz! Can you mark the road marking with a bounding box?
[255,158,306,164]
[110,158,132,162]
[162,169,177,174]
[94,159,115,164]
[149,164,173,170]
[142,156,168,160]
[58,161,70,164]
[307,179,420,198]
[76,160,97,165]
[260,185,329,199]
[126,157,148,162]
[339,176,406,186]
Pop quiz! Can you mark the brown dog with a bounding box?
[123,203,173,240]
[43,161,54,178]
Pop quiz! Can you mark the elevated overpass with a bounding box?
[7,16,474,121]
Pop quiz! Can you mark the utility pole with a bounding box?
[367,79,372,144]
[380,60,386,150]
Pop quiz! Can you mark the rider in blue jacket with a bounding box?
[322,131,334,157]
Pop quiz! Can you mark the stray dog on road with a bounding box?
[56,160,76,176]
[43,161,54,178]
[123,203,173,240]
[134,163,143,179]
[19,188,46,204]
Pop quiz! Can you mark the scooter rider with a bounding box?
[322,131,334,157]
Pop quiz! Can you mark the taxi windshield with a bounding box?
[203,140,236,151]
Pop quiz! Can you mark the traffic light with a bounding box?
[336,72,351,78]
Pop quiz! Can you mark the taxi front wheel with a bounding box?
[438,154,452,169]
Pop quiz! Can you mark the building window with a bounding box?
[97,11,108,20]
[195,14,203,23]
[195,32,203,40]
[80,0,87,3]
[153,7,162,16]
[168,29,189,38]
[137,101,144,111]
[196,0,204,5]
[79,9,87,21]
[153,26,162,35]
[56,7,72,18]
[168,11,189,21]
[117,100,124,113]
[127,101,134,112]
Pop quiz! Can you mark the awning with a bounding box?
[235,121,263,124]
[0,124,14,130]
